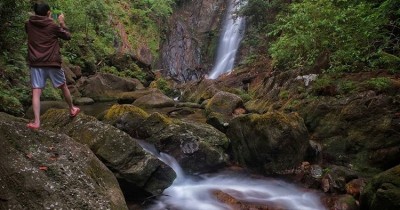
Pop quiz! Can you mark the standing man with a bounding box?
[26,2,80,129]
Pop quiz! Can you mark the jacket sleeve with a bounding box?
[55,25,71,40]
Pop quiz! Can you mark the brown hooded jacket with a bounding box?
[25,15,71,68]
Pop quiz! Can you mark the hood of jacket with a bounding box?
[28,15,53,28]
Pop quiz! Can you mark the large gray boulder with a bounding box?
[226,111,310,174]
[360,164,400,210]
[0,112,127,210]
[76,73,143,101]
[102,104,230,191]
[205,91,243,116]
[132,91,175,109]
[40,109,161,193]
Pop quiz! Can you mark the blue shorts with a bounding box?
[30,67,66,89]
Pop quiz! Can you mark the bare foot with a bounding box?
[70,106,80,117]
[27,122,40,130]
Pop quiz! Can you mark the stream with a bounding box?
[137,140,327,210]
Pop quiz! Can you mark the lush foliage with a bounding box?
[240,0,399,73]
[0,0,176,115]
[46,0,175,70]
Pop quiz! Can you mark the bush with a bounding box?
[366,77,392,92]
[338,80,359,95]
[152,77,175,97]
[269,0,394,72]
[0,93,24,116]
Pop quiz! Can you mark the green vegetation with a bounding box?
[338,80,359,95]
[151,77,176,97]
[366,77,392,92]
[241,0,400,73]
[0,0,175,115]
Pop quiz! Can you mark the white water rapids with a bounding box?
[137,140,326,210]
[209,0,246,79]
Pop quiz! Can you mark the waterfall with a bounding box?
[209,0,246,79]
[136,139,326,210]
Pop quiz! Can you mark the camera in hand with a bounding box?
[51,7,62,20]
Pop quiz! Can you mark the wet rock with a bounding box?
[205,91,243,116]
[0,112,128,210]
[226,111,309,174]
[213,190,274,210]
[76,73,143,101]
[140,112,230,174]
[40,109,160,193]
[102,104,150,138]
[206,112,230,133]
[321,165,358,193]
[332,194,359,210]
[180,79,219,104]
[360,164,400,210]
[133,91,175,109]
[176,102,202,109]
[117,88,162,104]
[346,178,366,199]
[101,105,230,192]
[298,91,400,171]
[160,0,226,82]
[74,97,95,105]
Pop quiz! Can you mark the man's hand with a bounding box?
[58,14,67,28]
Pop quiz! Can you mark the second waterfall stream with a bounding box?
[209,0,246,79]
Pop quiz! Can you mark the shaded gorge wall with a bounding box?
[159,0,227,82]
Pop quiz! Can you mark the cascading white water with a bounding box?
[209,0,246,79]
[136,140,327,210]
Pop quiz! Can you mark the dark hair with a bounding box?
[33,2,50,16]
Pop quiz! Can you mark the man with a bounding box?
[26,2,79,129]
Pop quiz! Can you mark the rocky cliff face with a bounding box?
[160,0,226,82]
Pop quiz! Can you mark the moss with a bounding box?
[244,99,272,114]
[0,93,24,116]
[79,130,100,148]
[361,165,400,210]
[147,112,174,125]
[104,104,149,121]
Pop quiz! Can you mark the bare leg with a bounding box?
[59,83,80,116]
[59,83,73,109]
[30,88,42,127]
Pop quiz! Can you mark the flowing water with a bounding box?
[137,140,327,210]
[209,0,246,79]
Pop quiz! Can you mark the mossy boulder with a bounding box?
[0,112,127,210]
[132,91,175,109]
[73,97,95,105]
[226,111,310,174]
[76,73,143,101]
[103,104,150,138]
[101,105,230,191]
[40,109,161,191]
[205,91,243,116]
[125,111,230,173]
[331,194,359,210]
[297,91,400,173]
[25,101,69,120]
[206,111,230,133]
[180,79,220,104]
[360,164,400,210]
[117,88,162,104]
